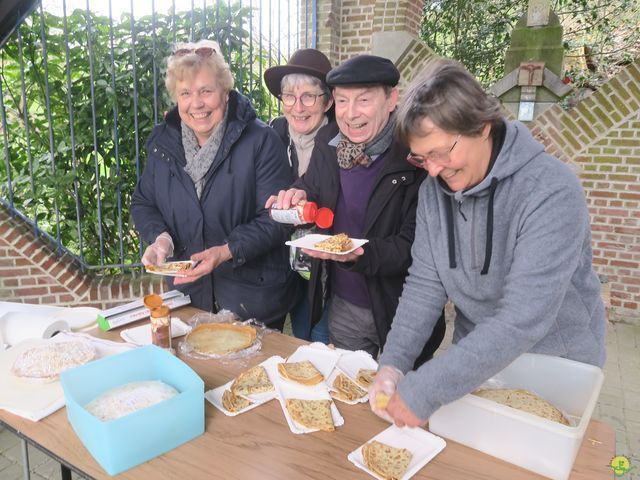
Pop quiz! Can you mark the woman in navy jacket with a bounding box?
[131,40,297,329]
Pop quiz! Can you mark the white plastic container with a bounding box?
[428,353,604,480]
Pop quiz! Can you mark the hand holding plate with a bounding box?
[173,244,232,284]
[302,247,364,262]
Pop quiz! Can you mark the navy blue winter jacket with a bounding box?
[131,91,297,324]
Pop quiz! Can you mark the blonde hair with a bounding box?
[165,39,235,101]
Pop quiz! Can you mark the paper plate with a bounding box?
[144,260,196,277]
[52,307,100,331]
[205,355,283,416]
[348,425,446,480]
[286,234,368,256]
[275,375,344,434]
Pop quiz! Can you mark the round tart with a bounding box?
[185,323,257,355]
[473,388,570,425]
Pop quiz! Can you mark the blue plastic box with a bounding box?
[60,345,204,476]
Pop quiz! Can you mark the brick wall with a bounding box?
[529,59,640,323]
[313,0,638,323]
[314,0,423,64]
[0,206,167,309]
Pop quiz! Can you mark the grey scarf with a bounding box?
[182,108,228,198]
[336,111,396,169]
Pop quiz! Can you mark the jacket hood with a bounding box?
[451,121,545,203]
[442,120,546,275]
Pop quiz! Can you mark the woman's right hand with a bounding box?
[368,366,404,423]
[264,188,308,209]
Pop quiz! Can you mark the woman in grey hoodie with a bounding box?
[369,59,606,427]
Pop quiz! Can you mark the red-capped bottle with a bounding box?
[270,200,334,228]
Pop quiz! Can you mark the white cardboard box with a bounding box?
[428,353,604,480]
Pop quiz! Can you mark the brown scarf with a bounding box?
[336,140,370,169]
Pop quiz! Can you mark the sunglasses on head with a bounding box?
[172,47,216,58]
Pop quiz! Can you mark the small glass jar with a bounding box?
[269,201,333,228]
[150,306,172,350]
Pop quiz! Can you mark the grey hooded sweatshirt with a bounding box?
[379,120,606,421]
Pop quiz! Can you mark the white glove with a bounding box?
[368,365,404,422]
[141,232,174,266]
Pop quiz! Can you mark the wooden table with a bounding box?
[0,307,615,479]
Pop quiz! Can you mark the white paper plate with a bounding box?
[286,234,368,256]
[348,425,446,480]
[326,368,369,405]
[284,343,342,381]
[336,350,378,387]
[144,260,196,277]
[205,355,283,416]
[120,318,192,346]
[52,307,100,331]
[275,374,344,434]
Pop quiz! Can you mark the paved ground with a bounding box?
[1,320,638,479]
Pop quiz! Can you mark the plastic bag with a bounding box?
[178,310,268,361]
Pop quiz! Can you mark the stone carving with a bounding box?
[527,0,550,27]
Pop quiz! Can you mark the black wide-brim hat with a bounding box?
[264,48,333,97]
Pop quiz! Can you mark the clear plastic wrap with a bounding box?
[178,310,268,361]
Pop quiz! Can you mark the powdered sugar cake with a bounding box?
[11,340,96,381]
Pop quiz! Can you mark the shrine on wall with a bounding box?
[491,0,572,121]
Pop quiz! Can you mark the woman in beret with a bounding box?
[131,39,297,329]
[369,58,606,427]
[264,49,334,342]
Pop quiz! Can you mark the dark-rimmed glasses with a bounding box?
[406,134,461,168]
[279,92,327,107]
[172,47,216,58]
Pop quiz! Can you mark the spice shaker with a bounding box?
[150,306,172,350]
[269,200,334,228]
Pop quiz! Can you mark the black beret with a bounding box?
[326,55,400,87]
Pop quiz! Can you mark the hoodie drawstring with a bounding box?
[445,176,499,275]
[480,177,499,275]
[445,198,457,269]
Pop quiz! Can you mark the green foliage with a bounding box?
[0,4,280,270]
[421,0,522,87]
[421,0,640,90]
[556,0,640,93]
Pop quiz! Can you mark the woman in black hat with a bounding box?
[264,49,334,342]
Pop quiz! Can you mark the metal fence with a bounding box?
[0,0,314,272]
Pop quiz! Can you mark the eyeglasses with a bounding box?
[279,92,327,107]
[406,134,461,168]
[172,47,216,58]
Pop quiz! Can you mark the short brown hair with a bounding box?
[395,58,502,145]
[165,39,234,101]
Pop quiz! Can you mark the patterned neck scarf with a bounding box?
[336,111,396,170]
[182,107,228,199]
